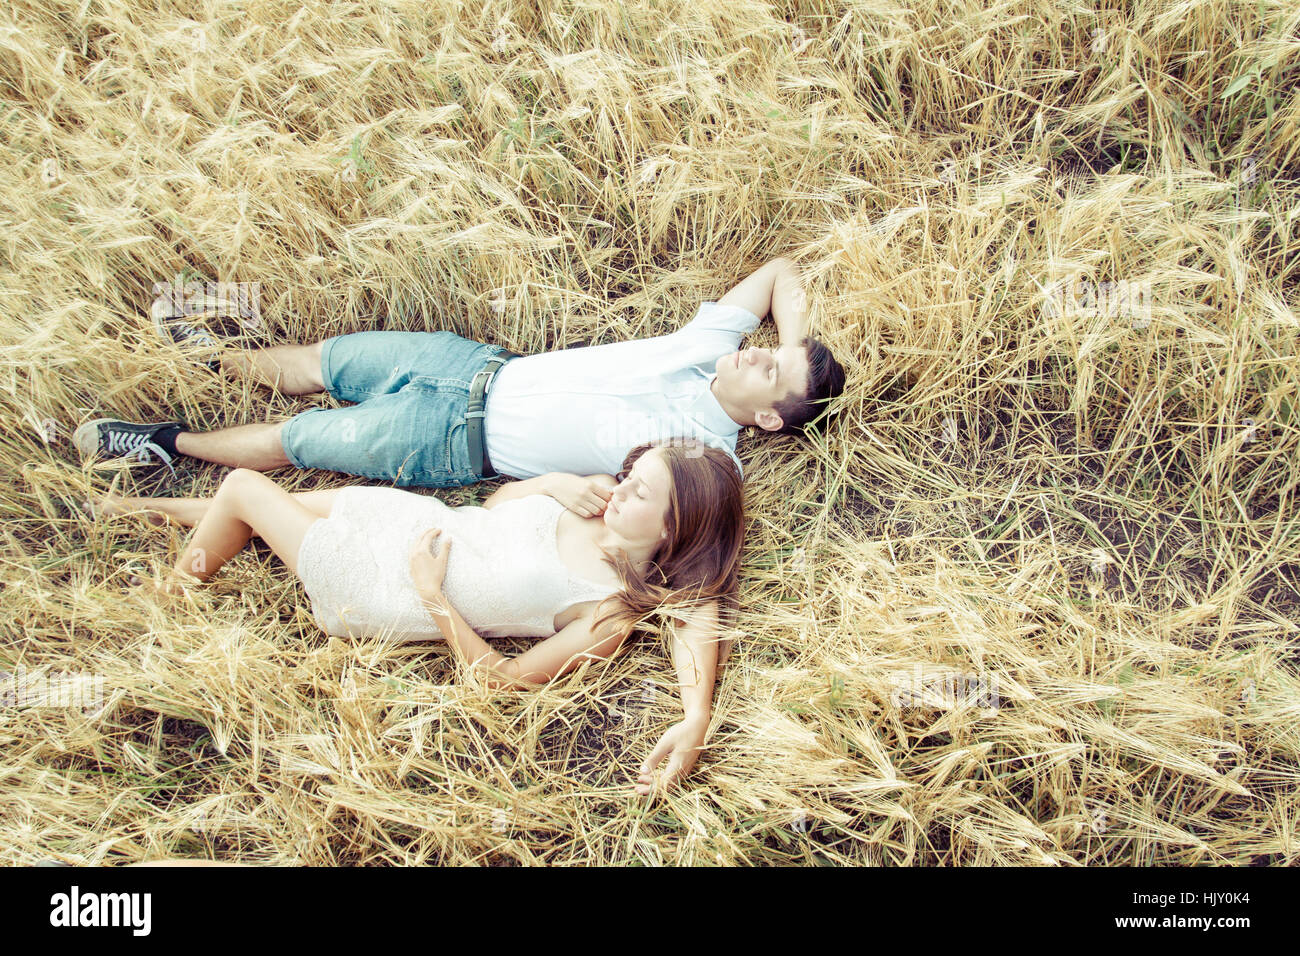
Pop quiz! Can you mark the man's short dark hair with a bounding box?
[772,336,846,435]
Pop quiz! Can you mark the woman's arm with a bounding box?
[480,474,553,510]
[415,581,518,688]
[634,599,724,796]
[421,593,631,691]
[410,528,631,690]
[666,599,723,723]
[483,472,617,517]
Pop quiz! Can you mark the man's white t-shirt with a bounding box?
[483,301,761,479]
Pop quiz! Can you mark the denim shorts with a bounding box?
[279,331,507,487]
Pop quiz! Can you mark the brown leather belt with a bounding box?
[466,349,518,479]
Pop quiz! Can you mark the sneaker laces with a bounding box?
[170,319,219,350]
[106,429,179,482]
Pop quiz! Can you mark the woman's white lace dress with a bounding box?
[295,488,620,641]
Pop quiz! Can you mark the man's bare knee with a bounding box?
[265,421,291,468]
[291,342,326,393]
[220,342,325,395]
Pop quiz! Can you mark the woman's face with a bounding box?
[604,447,672,545]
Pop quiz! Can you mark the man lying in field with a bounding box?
[75,257,846,794]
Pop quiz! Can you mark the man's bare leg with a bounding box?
[156,343,325,470]
[175,342,325,469]
[175,421,291,471]
[74,345,325,475]
[218,342,325,396]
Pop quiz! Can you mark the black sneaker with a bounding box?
[151,301,223,370]
[151,285,258,369]
[73,419,187,481]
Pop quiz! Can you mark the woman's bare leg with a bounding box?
[171,468,321,586]
[97,493,201,527]
[97,487,341,527]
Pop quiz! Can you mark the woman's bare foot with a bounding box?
[88,493,166,527]
[125,570,188,598]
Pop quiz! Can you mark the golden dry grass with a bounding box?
[1,0,1298,864]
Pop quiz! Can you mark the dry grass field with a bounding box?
[1,0,1298,865]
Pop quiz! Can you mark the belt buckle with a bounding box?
[480,353,510,395]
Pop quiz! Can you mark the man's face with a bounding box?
[713,343,811,430]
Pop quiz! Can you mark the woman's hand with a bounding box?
[409,527,451,596]
[541,473,616,518]
[634,714,710,797]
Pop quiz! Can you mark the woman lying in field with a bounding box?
[92,439,744,790]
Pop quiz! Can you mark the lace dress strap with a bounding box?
[536,497,622,611]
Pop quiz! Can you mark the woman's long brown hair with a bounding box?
[591,439,744,649]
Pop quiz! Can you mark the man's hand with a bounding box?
[541,473,616,518]
[634,714,710,797]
